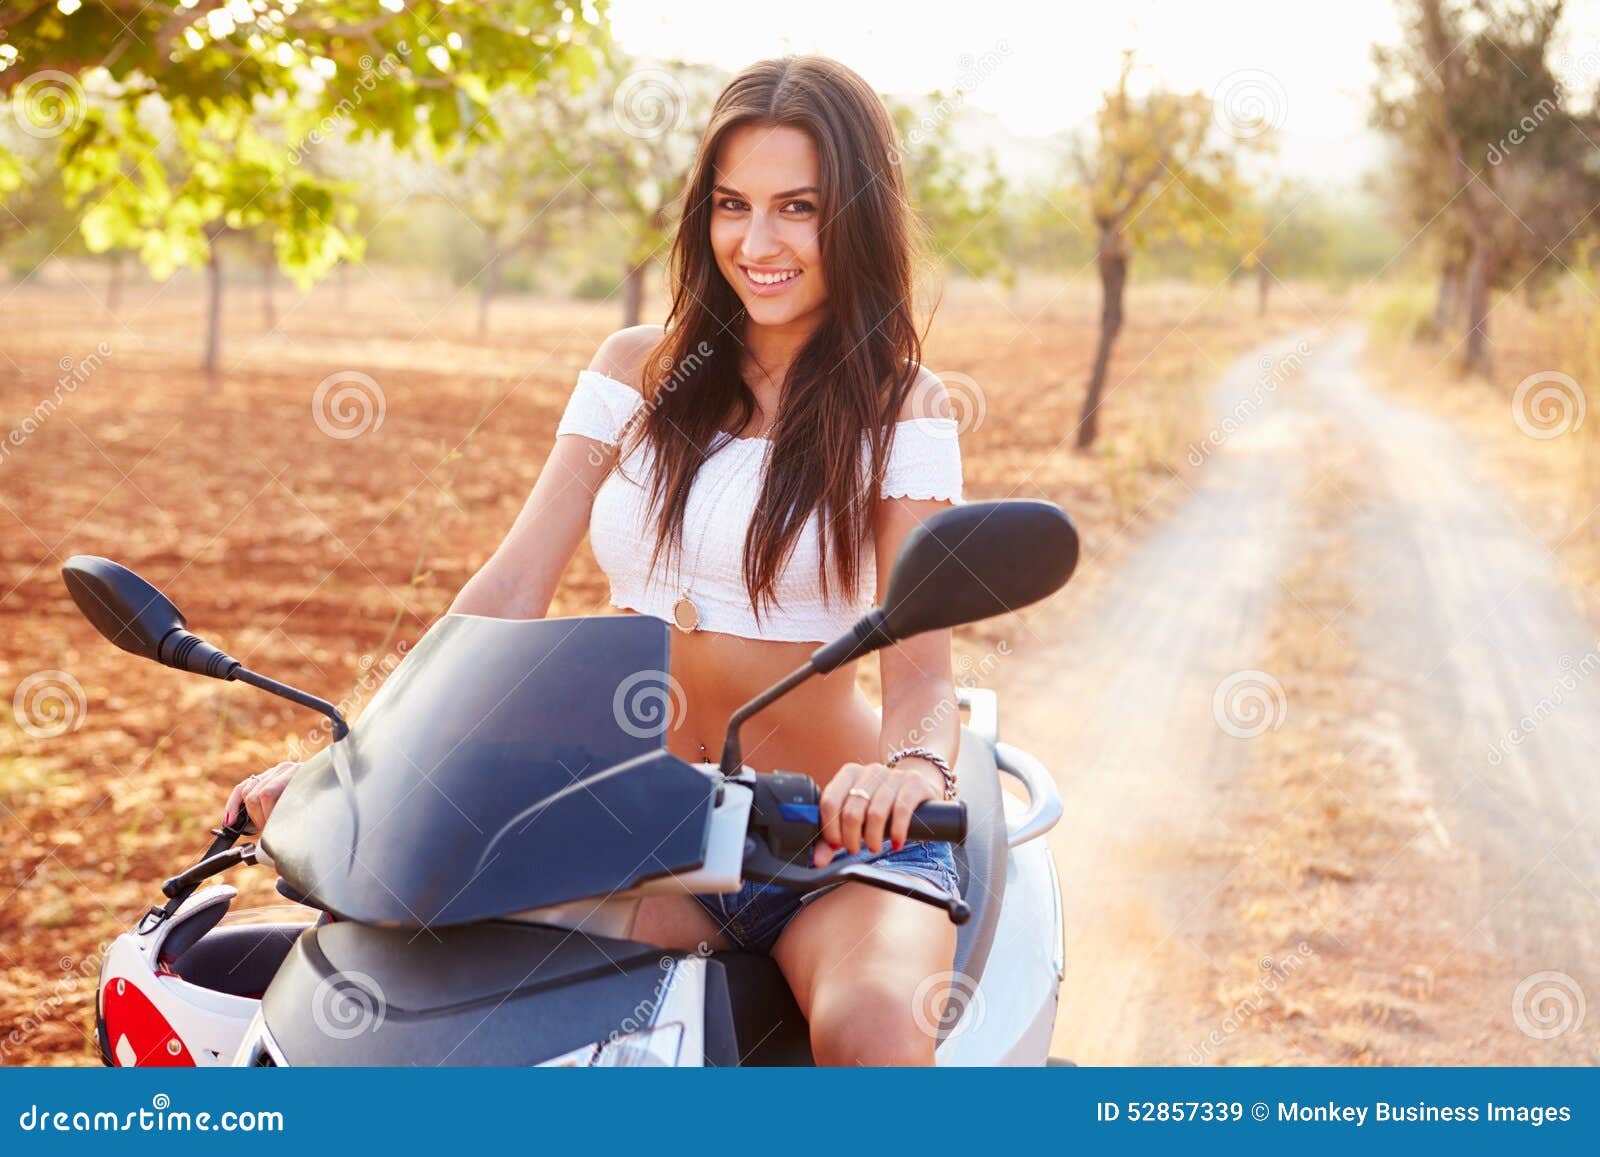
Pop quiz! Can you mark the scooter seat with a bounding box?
[164,922,312,999]
[715,949,813,1065]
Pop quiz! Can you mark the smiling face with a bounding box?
[709,123,830,333]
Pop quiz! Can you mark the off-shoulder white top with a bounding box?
[555,369,964,642]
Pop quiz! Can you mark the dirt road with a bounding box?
[993,325,1600,1065]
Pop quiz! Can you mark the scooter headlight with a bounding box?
[537,1023,686,1067]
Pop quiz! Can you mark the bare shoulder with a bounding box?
[586,324,666,392]
[894,363,950,422]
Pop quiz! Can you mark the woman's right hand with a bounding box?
[223,760,302,831]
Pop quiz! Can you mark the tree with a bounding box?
[1223,177,1385,314]
[886,95,1011,286]
[565,55,723,327]
[61,93,360,370]
[430,91,589,335]
[1372,0,1600,375]
[0,126,87,277]
[0,1,607,366]
[1011,169,1096,275]
[1069,51,1252,449]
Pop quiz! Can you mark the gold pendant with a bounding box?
[672,592,700,632]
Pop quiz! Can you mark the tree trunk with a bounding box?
[1427,259,1463,342]
[1462,236,1494,378]
[477,240,503,337]
[204,246,223,375]
[1256,262,1270,318]
[260,249,276,332]
[106,253,124,316]
[622,258,647,329]
[1076,226,1128,451]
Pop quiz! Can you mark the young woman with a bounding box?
[225,55,966,1066]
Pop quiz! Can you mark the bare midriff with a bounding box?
[612,607,881,787]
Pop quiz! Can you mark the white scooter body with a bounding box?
[95,690,1064,1068]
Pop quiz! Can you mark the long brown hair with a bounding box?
[609,55,926,625]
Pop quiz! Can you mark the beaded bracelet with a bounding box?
[885,745,958,801]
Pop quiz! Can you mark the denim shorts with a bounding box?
[691,839,962,953]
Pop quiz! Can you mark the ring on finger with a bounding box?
[846,787,872,803]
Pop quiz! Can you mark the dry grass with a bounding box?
[1186,440,1447,1064]
[1191,435,1582,1065]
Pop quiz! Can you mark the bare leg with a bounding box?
[770,882,958,1066]
[631,894,734,952]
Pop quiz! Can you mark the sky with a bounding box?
[610,0,1600,192]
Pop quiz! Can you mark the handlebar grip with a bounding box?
[908,801,966,842]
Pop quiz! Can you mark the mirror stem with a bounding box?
[809,608,890,675]
[718,660,817,777]
[234,668,350,740]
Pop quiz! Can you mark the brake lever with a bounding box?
[161,844,258,897]
[832,862,971,924]
[213,813,257,838]
[137,832,265,935]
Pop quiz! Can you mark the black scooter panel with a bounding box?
[262,920,730,1066]
[261,614,715,927]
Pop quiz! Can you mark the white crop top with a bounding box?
[555,369,964,642]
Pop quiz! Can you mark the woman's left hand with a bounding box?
[814,759,943,867]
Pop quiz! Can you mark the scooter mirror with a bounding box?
[879,499,1079,640]
[61,556,188,665]
[806,499,1080,676]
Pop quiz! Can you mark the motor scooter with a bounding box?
[65,498,1078,1066]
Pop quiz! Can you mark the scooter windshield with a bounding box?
[260,614,715,927]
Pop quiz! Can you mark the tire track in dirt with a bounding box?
[992,323,1600,1064]
[992,329,1325,1064]
[1309,329,1600,1031]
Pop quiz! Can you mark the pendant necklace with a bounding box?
[670,420,769,632]
[673,359,780,633]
